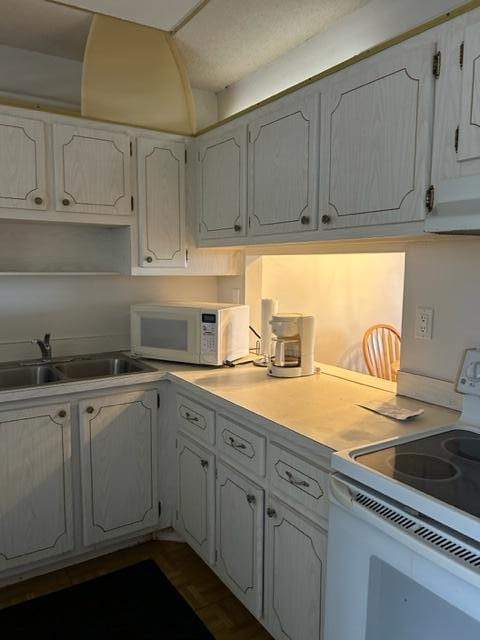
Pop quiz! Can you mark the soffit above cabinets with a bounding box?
[48,0,206,32]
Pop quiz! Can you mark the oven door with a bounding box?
[325,474,480,640]
[131,307,201,363]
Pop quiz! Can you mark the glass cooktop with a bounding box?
[355,429,480,518]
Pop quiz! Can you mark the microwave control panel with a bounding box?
[201,312,218,363]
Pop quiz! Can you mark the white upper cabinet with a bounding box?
[430,12,480,231]
[0,113,47,211]
[248,94,318,236]
[197,124,247,240]
[79,390,158,545]
[0,403,73,570]
[137,136,186,268]
[53,124,132,215]
[320,42,436,230]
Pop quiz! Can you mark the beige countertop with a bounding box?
[170,364,460,452]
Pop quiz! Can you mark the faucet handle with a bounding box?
[43,333,51,344]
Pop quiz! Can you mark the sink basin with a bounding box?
[54,357,150,380]
[0,366,63,390]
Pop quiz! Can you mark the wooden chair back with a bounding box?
[362,324,401,381]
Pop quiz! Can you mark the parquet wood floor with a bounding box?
[0,541,273,639]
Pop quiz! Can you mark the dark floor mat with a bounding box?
[0,559,214,639]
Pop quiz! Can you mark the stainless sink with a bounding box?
[54,357,149,380]
[0,354,156,391]
[0,365,64,389]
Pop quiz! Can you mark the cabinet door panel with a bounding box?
[458,22,480,161]
[248,95,318,236]
[176,433,215,564]
[216,462,264,617]
[79,390,158,545]
[137,137,186,268]
[0,114,47,211]
[0,403,73,570]
[321,42,435,229]
[266,499,326,640]
[54,124,132,215]
[197,125,247,240]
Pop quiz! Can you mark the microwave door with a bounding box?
[132,309,200,363]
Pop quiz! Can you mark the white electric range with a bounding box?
[324,349,480,640]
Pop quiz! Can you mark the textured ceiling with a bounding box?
[174,0,369,91]
[0,0,368,90]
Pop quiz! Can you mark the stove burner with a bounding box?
[443,436,480,463]
[387,453,459,481]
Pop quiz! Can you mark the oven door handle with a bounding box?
[330,474,356,508]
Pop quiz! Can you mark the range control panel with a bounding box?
[201,312,218,362]
[457,349,480,396]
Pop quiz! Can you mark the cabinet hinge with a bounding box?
[186,249,189,263]
[157,393,160,408]
[197,151,200,162]
[185,149,187,164]
[425,185,435,212]
[175,438,178,449]
[158,501,162,517]
[215,549,218,562]
[454,126,460,153]
[432,51,441,79]
[460,41,464,69]
[248,130,252,143]
[129,141,133,157]
[130,195,134,211]
[215,468,218,479]
[176,510,178,521]
[248,216,251,228]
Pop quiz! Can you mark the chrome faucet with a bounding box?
[32,333,52,361]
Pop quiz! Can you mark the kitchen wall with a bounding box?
[217,0,465,118]
[260,253,404,373]
[0,275,218,362]
[401,239,480,383]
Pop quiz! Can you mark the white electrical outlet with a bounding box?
[415,307,434,340]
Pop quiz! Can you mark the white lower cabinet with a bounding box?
[176,432,215,564]
[265,498,326,640]
[216,462,264,617]
[0,403,74,570]
[79,389,158,545]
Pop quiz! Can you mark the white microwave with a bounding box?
[131,302,250,365]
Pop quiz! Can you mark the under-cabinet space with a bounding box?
[265,498,326,640]
[0,113,47,212]
[0,403,73,571]
[175,433,215,565]
[0,220,131,274]
[79,389,158,546]
[215,462,264,617]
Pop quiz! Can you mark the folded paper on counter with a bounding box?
[358,401,424,421]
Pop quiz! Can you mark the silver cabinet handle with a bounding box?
[228,436,246,450]
[200,459,209,468]
[185,411,199,422]
[246,493,256,505]
[285,470,310,487]
[266,507,277,518]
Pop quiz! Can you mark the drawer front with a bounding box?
[268,443,329,520]
[217,415,266,477]
[176,393,215,444]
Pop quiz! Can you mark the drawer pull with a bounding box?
[228,436,246,450]
[285,470,310,488]
[57,409,67,418]
[266,507,277,518]
[185,411,200,422]
[86,406,95,414]
[246,493,256,505]
[200,459,209,468]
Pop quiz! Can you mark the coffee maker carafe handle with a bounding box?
[275,339,286,367]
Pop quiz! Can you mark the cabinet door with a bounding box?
[216,462,264,617]
[0,113,47,211]
[176,433,215,565]
[79,390,158,546]
[458,22,480,162]
[53,124,132,215]
[265,499,326,640]
[320,42,435,230]
[137,136,186,268]
[197,125,247,240]
[0,403,73,570]
[248,94,318,236]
